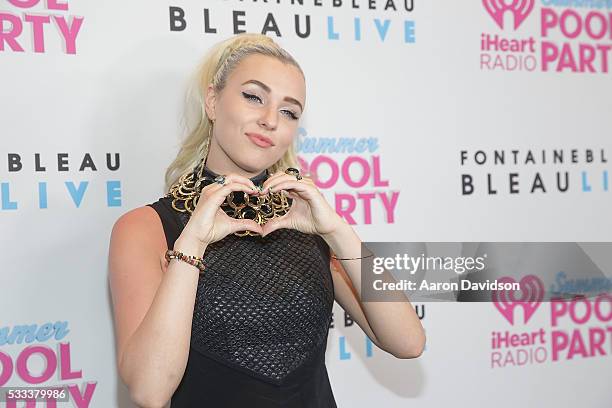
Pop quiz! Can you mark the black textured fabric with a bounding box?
[146,166,337,407]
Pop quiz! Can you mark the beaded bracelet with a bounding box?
[165,249,206,273]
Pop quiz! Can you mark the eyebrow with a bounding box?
[241,79,303,112]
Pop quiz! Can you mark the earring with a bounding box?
[200,120,214,176]
[207,119,214,144]
[166,119,214,211]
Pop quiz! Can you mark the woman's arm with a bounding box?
[259,172,425,357]
[322,224,426,359]
[109,176,261,407]
[108,207,206,408]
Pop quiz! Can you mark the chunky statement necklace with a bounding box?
[165,161,292,237]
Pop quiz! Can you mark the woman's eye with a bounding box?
[243,91,299,120]
[242,92,262,103]
[282,110,299,120]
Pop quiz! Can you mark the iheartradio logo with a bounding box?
[483,0,535,30]
[492,275,544,325]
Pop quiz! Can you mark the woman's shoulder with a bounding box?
[108,203,168,295]
[111,195,181,243]
[111,201,166,241]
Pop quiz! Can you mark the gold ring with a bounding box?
[285,167,302,181]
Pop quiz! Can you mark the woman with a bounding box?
[109,33,425,408]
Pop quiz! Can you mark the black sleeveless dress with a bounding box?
[146,167,337,408]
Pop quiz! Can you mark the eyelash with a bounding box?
[241,91,299,120]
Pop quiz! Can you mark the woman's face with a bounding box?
[204,53,306,176]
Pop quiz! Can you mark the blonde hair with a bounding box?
[164,33,305,192]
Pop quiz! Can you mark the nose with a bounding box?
[257,105,278,130]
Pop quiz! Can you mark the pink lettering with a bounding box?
[551,330,568,361]
[7,0,40,7]
[59,342,82,379]
[47,0,69,11]
[379,191,399,223]
[372,156,389,187]
[16,345,57,383]
[0,352,13,386]
[343,156,370,188]
[540,41,558,72]
[53,15,84,55]
[0,12,24,52]
[310,155,338,189]
[335,194,357,225]
[24,14,50,53]
[541,8,558,37]
[356,193,375,224]
[68,382,97,408]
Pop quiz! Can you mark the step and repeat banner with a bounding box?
[1,0,611,406]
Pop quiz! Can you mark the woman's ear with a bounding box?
[204,83,216,121]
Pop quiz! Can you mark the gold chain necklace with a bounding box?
[166,164,292,237]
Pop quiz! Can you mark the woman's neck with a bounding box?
[204,140,267,180]
[202,155,268,185]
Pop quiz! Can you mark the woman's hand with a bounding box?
[181,174,263,245]
[259,171,347,237]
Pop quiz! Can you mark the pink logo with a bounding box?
[492,275,544,325]
[483,0,535,30]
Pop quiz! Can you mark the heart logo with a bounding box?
[483,0,535,30]
[492,275,544,325]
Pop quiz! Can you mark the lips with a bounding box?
[246,132,274,148]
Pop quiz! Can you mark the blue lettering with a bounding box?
[1,183,17,210]
[65,181,89,207]
[327,16,339,40]
[339,336,351,360]
[39,181,47,209]
[374,19,391,41]
[405,20,415,43]
[36,323,54,342]
[366,336,373,357]
[582,171,591,192]
[107,180,122,207]
[354,17,361,41]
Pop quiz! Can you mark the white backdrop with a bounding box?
[1,0,611,406]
